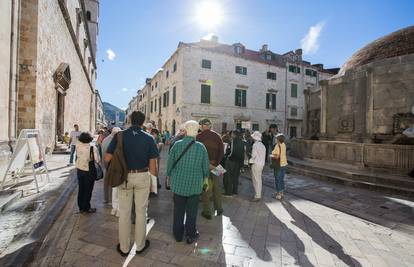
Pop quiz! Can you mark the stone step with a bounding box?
[288,158,414,189]
[288,164,414,198]
[53,143,69,154]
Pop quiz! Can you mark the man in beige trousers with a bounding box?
[105,111,159,257]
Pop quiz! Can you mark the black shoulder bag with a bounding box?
[165,140,195,189]
[89,146,104,181]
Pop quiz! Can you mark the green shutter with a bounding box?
[291,84,298,98]
[266,93,270,109]
[235,89,239,106]
[173,87,176,104]
[272,94,276,109]
[242,90,246,107]
[201,84,210,103]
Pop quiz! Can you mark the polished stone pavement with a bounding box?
[30,153,414,267]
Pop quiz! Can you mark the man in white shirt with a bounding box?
[68,124,81,165]
[249,131,266,202]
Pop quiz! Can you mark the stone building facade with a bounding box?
[131,37,335,136]
[0,0,100,164]
[95,92,106,128]
[293,26,414,172]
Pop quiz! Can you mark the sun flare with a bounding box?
[195,1,224,29]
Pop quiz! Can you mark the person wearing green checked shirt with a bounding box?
[167,120,210,244]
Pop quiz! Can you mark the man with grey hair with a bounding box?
[167,120,210,244]
[197,118,224,220]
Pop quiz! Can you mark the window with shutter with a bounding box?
[201,84,211,104]
[267,72,276,80]
[235,89,246,107]
[202,59,211,69]
[235,66,247,75]
[266,93,277,110]
[173,86,176,104]
[291,84,298,98]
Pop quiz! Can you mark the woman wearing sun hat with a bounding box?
[249,131,266,202]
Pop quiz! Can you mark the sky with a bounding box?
[96,0,414,109]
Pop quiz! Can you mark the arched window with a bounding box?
[86,11,91,21]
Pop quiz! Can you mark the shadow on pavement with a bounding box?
[282,199,362,267]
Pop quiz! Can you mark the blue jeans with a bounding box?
[274,166,287,193]
[69,145,76,164]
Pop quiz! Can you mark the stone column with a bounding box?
[365,68,374,142]
[319,80,328,139]
[303,89,310,138]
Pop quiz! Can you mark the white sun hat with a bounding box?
[251,131,262,141]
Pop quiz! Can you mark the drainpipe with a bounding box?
[8,0,21,148]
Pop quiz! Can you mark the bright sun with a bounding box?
[195,1,224,29]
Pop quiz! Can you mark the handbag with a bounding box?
[270,144,281,170]
[89,146,103,180]
[165,140,195,190]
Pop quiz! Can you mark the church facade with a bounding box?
[0,0,100,165]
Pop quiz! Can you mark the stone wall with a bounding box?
[289,139,414,172]
[321,53,414,142]
[34,0,96,151]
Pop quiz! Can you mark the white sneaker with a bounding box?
[276,193,282,200]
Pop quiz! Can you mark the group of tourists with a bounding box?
[68,111,288,257]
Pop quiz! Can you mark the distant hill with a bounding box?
[103,102,126,125]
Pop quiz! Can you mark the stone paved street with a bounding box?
[31,150,414,267]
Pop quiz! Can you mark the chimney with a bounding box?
[261,44,268,52]
[295,49,303,61]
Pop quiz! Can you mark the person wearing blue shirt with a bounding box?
[105,111,159,257]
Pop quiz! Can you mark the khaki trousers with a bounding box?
[117,172,150,253]
[251,164,263,199]
[202,173,222,215]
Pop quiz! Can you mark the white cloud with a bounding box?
[106,48,116,60]
[301,22,325,55]
[122,88,128,92]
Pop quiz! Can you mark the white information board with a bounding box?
[1,129,50,192]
